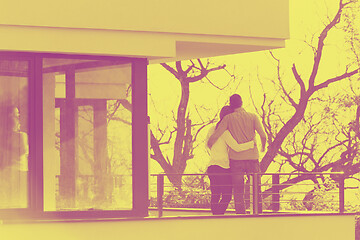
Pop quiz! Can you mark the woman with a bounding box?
[0,103,28,208]
[206,105,254,215]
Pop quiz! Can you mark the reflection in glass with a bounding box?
[0,59,29,209]
[43,59,132,211]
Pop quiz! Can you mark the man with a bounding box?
[207,94,266,214]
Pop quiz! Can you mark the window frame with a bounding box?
[0,52,149,220]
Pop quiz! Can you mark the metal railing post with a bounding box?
[272,174,280,212]
[249,174,253,214]
[252,173,259,215]
[339,174,345,214]
[157,174,164,217]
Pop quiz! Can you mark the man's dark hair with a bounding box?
[229,94,242,109]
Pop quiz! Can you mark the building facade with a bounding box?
[0,0,289,220]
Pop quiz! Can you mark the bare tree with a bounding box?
[259,0,360,174]
[113,59,235,187]
[151,59,235,187]
[245,0,360,209]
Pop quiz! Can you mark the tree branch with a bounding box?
[197,59,205,69]
[292,64,306,96]
[160,63,179,80]
[308,0,348,87]
[118,99,132,112]
[158,129,177,146]
[356,105,360,140]
[318,140,348,163]
[176,61,184,76]
[192,119,217,143]
[187,64,226,83]
[313,68,360,91]
[150,130,171,167]
[184,62,195,75]
[279,150,311,172]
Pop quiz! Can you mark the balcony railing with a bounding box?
[150,172,351,218]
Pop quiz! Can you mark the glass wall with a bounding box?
[0,59,29,209]
[42,58,133,211]
[0,53,148,219]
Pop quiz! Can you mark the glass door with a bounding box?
[43,58,133,211]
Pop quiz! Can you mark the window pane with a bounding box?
[0,59,29,209]
[43,58,132,211]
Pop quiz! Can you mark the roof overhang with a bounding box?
[0,0,289,63]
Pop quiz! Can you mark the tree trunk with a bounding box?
[261,95,309,172]
[170,80,190,186]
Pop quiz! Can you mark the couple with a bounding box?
[206,94,266,215]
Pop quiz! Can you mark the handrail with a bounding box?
[150,172,345,176]
[150,172,347,217]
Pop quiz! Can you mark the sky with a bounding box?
[147,0,360,204]
[148,0,355,167]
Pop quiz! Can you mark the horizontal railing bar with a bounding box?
[151,171,347,216]
[262,183,329,186]
[282,200,340,202]
[150,172,344,176]
[269,201,340,204]
[151,185,353,189]
[261,192,340,195]
[151,189,353,193]
[151,188,343,191]
[150,185,347,190]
